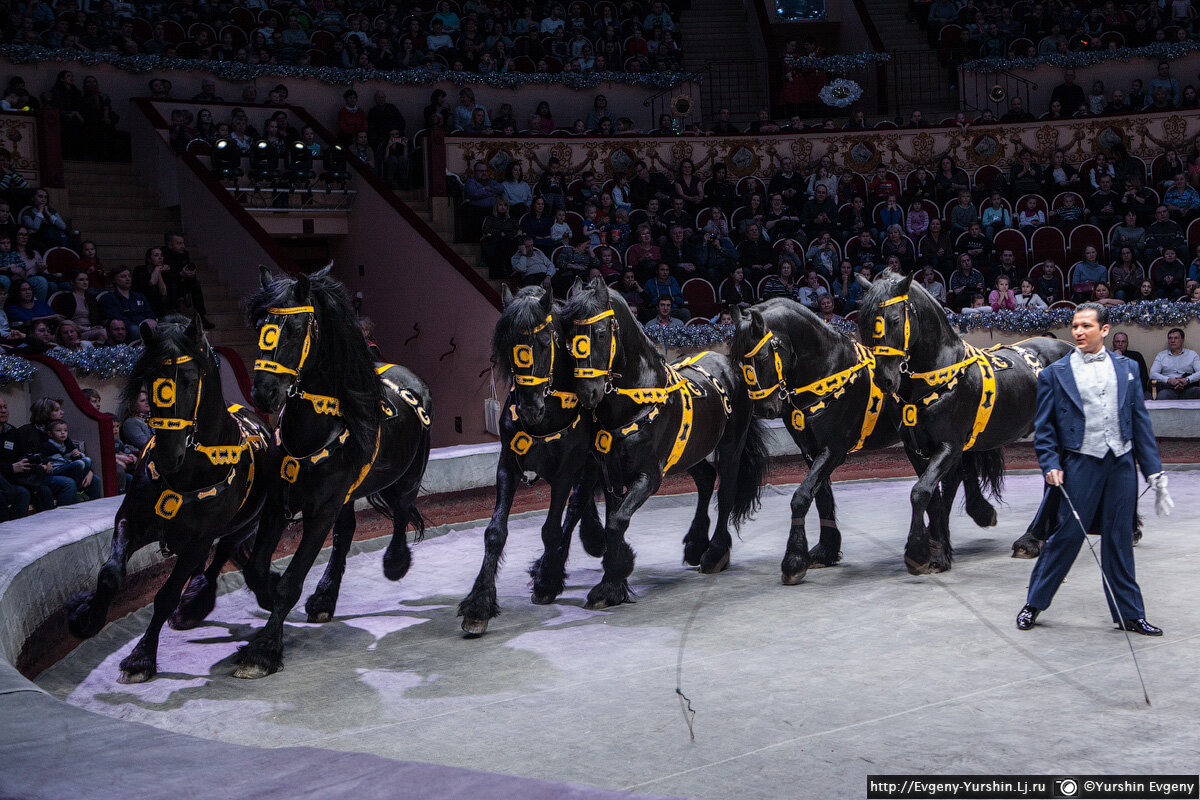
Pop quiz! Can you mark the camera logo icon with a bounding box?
[1056,778,1079,797]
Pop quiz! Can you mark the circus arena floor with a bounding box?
[20,470,1200,799]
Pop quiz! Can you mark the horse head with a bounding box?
[858,272,914,396]
[564,278,620,410]
[134,314,210,475]
[251,264,329,413]
[733,306,788,420]
[496,284,559,427]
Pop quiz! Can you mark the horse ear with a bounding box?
[855,274,873,290]
[185,312,202,342]
[538,286,554,312]
[729,305,743,326]
[570,277,585,298]
[311,261,333,280]
[897,274,914,294]
[259,265,275,289]
[500,284,514,308]
[294,271,311,303]
[139,321,157,346]
[749,308,766,337]
[593,277,610,305]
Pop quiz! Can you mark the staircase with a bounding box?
[401,188,506,295]
[857,0,960,120]
[61,161,256,363]
[679,0,769,124]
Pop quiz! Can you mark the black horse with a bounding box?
[65,315,278,683]
[563,278,769,609]
[236,266,432,679]
[732,299,1005,583]
[858,272,1072,574]
[458,286,604,635]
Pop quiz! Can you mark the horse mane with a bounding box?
[731,297,839,359]
[492,287,559,381]
[246,271,384,462]
[123,314,209,408]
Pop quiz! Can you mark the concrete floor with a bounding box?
[36,474,1200,800]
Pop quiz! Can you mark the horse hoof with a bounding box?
[530,592,556,605]
[985,509,998,527]
[1133,530,1142,546]
[698,550,730,574]
[118,669,154,684]
[232,662,278,680]
[1011,547,1037,559]
[461,618,488,637]
[583,597,613,611]
[307,611,333,623]
[781,569,808,585]
[904,556,933,576]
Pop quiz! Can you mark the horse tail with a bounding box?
[724,417,769,530]
[367,492,428,542]
[963,448,1005,501]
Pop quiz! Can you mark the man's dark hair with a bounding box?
[108,264,132,279]
[1074,301,1109,325]
[164,230,182,244]
[1168,327,1185,339]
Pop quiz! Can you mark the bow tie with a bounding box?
[1082,350,1107,363]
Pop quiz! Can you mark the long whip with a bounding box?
[1057,483,1152,706]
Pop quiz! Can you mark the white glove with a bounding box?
[1148,472,1174,517]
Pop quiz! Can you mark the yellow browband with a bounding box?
[254,305,315,378]
[870,293,911,358]
[571,308,618,379]
[741,332,786,401]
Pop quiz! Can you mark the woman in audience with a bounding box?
[720,265,755,310]
[816,294,844,326]
[501,162,534,219]
[53,319,92,350]
[879,224,916,272]
[120,390,153,452]
[134,246,171,316]
[61,270,104,342]
[933,156,970,203]
[1110,209,1145,253]
[918,217,953,273]
[1091,280,1125,307]
[673,158,704,214]
[1134,278,1156,303]
[520,195,555,252]
[423,89,450,129]
[625,225,661,274]
[760,259,799,301]
[21,188,69,252]
[1110,245,1146,300]
[533,101,555,133]
[763,193,800,240]
[480,197,520,279]
[6,278,59,328]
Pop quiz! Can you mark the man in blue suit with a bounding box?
[1018,303,1173,635]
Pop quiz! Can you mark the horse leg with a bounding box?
[458,453,520,635]
[808,477,843,568]
[234,503,340,679]
[242,492,288,611]
[584,475,658,610]
[381,451,428,581]
[960,460,998,528]
[67,514,152,639]
[780,447,835,584]
[170,534,242,630]
[926,469,958,573]
[529,475,574,605]
[682,459,715,567]
[571,460,606,558]
[904,444,956,575]
[304,503,357,622]
[118,538,211,683]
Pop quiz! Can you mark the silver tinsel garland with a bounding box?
[46,345,142,379]
[964,41,1200,73]
[0,354,36,388]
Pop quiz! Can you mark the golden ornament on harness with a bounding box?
[510,431,534,455]
[570,334,591,359]
[154,489,184,520]
[281,456,300,483]
[512,344,534,369]
[903,404,918,426]
[152,378,176,407]
[594,429,613,453]
[258,323,281,350]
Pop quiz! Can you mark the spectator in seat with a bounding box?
[1148,62,1181,108]
[1090,281,1124,307]
[764,193,801,240]
[981,192,1011,237]
[12,397,80,508]
[630,160,671,211]
[989,274,1017,311]
[0,397,30,519]
[948,253,985,311]
[801,184,837,236]
[367,91,405,149]
[1044,148,1080,195]
[956,221,992,264]
[916,263,947,305]
[350,130,375,171]
[768,157,805,211]
[553,234,597,296]
[336,89,367,146]
[6,277,59,328]
[838,195,873,244]
[878,194,904,232]
[720,265,755,311]
[499,162,533,220]
[1088,174,1122,228]
[644,296,684,331]
[907,165,936,203]
[832,259,865,312]
[520,196,555,252]
[1017,196,1046,232]
[794,269,827,310]
[21,188,68,251]
[644,261,689,315]
[806,231,839,278]
[934,157,971,204]
[163,233,212,329]
[1001,96,1033,122]
[0,203,17,245]
[1112,331,1151,398]
[480,197,519,278]
[0,149,30,208]
[104,316,130,347]
[1162,172,1200,219]
[991,248,1023,286]
[135,246,170,317]
[1070,245,1107,302]
[61,270,104,342]
[1143,204,1187,259]
[0,397,56,513]
[1109,246,1145,300]
[673,159,704,214]
[948,191,981,239]
[377,128,411,189]
[510,236,555,288]
[119,389,153,452]
[848,230,879,273]
[1015,278,1048,309]
[817,294,844,325]
[880,224,916,273]
[1050,69,1086,114]
[704,163,737,216]
[737,223,774,280]
[99,265,154,338]
[616,269,648,320]
[808,166,838,201]
[1009,151,1043,197]
[919,217,954,273]
[41,419,100,502]
[626,225,661,276]
[453,88,489,132]
[1051,193,1085,230]
[1155,246,1187,298]
[1150,327,1200,398]
[760,260,800,301]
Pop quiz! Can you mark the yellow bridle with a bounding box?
[869,293,911,359]
[148,354,203,435]
[512,314,553,388]
[741,331,787,401]
[571,308,618,379]
[254,305,315,378]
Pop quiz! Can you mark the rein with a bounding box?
[741,330,884,453]
[505,311,583,464]
[254,304,316,386]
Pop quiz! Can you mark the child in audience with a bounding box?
[988,274,1017,311]
[1017,196,1045,231]
[1015,278,1048,309]
[550,208,572,247]
[581,203,601,247]
[42,419,101,501]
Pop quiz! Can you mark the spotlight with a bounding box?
[210,137,243,183]
[321,144,352,187]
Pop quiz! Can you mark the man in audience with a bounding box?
[1143,204,1187,259]
[0,398,30,519]
[1149,328,1200,398]
[104,318,129,346]
[801,184,837,236]
[661,225,701,281]
[630,160,671,210]
[767,157,805,211]
[1112,331,1151,398]
[709,108,737,136]
[1088,174,1121,228]
[99,266,155,340]
[191,77,223,103]
[1154,246,1187,298]
[1049,69,1086,113]
[510,235,554,287]
[1148,61,1181,107]
[163,232,214,329]
[1001,96,1033,122]
[644,296,684,331]
[948,254,986,311]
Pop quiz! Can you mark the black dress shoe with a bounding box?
[1016,604,1040,630]
[1120,618,1162,636]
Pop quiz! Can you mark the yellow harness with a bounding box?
[741,332,885,453]
[254,304,315,378]
[506,313,583,459]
